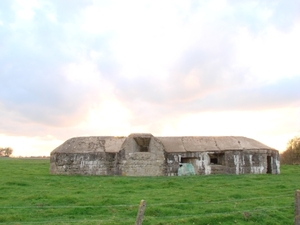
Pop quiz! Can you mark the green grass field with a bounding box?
[0,158,299,225]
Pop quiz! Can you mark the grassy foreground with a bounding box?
[0,158,299,225]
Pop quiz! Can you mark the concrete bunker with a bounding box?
[50,134,280,176]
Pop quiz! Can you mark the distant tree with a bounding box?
[0,147,13,157]
[280,136,300,164]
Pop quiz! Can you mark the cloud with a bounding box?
[0,0,117,128]
[0,0,299,155]
[187,76,300,111]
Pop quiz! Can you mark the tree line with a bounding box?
[0,147,13,157]
[280,136,300,164]
[0,137,299,162]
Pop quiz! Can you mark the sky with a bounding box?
[0,0,299,156]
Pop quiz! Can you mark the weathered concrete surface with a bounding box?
[50,134,280,176]
[157,136,272,152]
[166,149,280,176]
[120,134,166,176]
[50,136,125,175]
[51,136,126,154]
[50,152,121,175]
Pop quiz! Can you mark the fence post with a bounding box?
[296,190,300,225]
[135,200,146,225]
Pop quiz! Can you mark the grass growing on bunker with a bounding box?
[0,158,299,225]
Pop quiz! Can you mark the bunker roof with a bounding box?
[51,134,274,155]
[51,136,126,154]
[156,136,273,152]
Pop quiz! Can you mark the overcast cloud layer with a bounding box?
[0,0,300,156]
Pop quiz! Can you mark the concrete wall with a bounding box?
[166,149,280,176]
[119,134,166,176]
[166,152,225,176]
[50,152,120,175]
[225,149,280,175]
[49,136,126,175]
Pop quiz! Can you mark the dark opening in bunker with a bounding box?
[209,153,224,165]
[134,137,151,152]
[139,146,149,152]
[182,158,197,164]
[210,157,218,164]
[267,156,272,174]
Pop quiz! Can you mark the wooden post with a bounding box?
[135,200,146,225]
[296,190,300,225]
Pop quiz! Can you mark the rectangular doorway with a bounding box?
[267,156,272,174]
